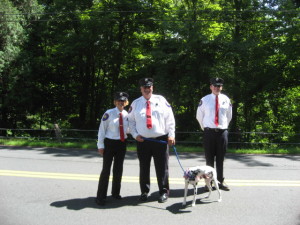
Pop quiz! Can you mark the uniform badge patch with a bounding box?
[102,113,109,121]
[128,106,132,113]
[198,100,202,107]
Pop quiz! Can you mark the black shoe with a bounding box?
[139,193,148,201]
[158,193,168,203]
[112,195,122,200]
[219,182,230,191]
[95,198,106,206]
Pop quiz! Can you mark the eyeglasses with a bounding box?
[213,85,222,88]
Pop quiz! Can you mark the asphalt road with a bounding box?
[0,145,300,225]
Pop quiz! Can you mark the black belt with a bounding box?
[204,127,227,132]
[105,138,127,142]
[145,134,168,141]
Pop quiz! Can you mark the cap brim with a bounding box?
[213,83,223,86]
[116,97,127,101]
[142,82,153,87]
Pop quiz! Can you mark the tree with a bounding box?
[0,0,299,145]
[0,0,26,132]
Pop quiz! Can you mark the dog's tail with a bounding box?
[212,170,221,185]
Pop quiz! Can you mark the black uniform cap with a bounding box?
[139,78,154,87]
[210,77,224,86]
[114,92,129,101]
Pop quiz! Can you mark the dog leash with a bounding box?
[141,137,186,174]
[141,137,168,145]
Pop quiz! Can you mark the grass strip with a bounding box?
[0,138,299,154]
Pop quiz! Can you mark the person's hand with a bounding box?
[168,137,175,146]
[136,135,144,142]
[98,148,104,155]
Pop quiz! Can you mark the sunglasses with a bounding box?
[213,85,222,88]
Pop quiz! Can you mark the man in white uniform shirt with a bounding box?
[196,77,232,191]
[128,78,175,203]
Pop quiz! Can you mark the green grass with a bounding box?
[0,138,299,154]
[0,138,96,149]
[227,148,299,154]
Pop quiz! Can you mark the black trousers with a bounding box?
[97,138,126,200]
[203,129,228,183]
[137,135,169,195]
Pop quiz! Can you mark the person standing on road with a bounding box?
[196,77,232,191]
[128,78,175,203]
[95,92,129,206]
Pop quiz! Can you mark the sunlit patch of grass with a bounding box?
[0,139,299,154]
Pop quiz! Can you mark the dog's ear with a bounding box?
[184,170,191,179]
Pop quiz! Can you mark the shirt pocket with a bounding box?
[134,107,146,123]
[109,118,119,132]
[152,104,164,118]
[123,117,129,132]
[219,101,230,115]
[206,105,215,117]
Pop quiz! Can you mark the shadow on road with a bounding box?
[50,197,99,210]
[2,146,298,164]
[50,195,140,210]
[50,187,214,213]
[0,145,205,161]
[226,154,274,167]
[165,187,214,214]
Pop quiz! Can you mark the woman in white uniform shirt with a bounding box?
[95,92,129,206]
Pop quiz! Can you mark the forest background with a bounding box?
[0,0,299,146]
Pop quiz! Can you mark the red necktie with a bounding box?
[146,100,152,129]
[215,95,219,126]
[119,112,125,142]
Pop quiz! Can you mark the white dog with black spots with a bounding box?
[183,165,222,206]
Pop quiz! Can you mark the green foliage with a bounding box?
[0,0,25,72]
[0,0,299,146]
